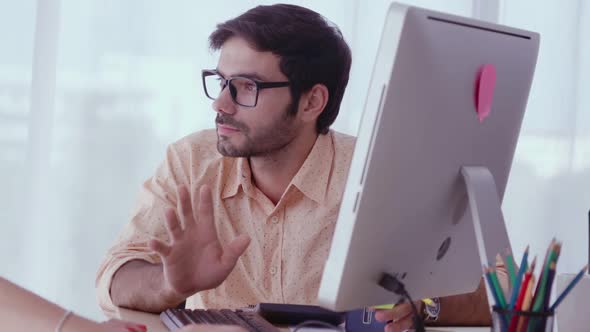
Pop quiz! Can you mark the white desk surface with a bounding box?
[115,307,488,332]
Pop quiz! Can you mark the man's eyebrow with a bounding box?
[215,68,270,81]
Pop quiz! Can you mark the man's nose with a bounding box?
[212,84,236,115]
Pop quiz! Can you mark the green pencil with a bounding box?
[532,243,559,312]
[505,248,517,289]
[489,268,507,308]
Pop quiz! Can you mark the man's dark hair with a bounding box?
[209,4,352,135]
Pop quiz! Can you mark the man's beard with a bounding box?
[215,105,299,158]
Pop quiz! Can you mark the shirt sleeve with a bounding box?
[95,144,189,316]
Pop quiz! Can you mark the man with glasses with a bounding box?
[96,4,496,331]
[97,1,354,316]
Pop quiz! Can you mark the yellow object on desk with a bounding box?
[372,298,434,310]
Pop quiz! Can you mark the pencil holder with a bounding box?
[491,306,554,332]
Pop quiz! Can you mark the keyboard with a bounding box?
[160,308,279,332]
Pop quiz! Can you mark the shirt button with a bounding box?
[271,216,279,224]
[270,267,278,275]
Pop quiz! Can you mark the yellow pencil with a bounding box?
[372,298,434,310]
[516,274,536,332]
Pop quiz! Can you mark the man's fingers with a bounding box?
[178,186,195,229]
[374,309,394,322]
[197,185,217,239]
[385,316,413,332]
[374,303,413,322]
[149,238,172,257]
[164,208,183,241]
[221,235,251,267]
[374,304,415,332]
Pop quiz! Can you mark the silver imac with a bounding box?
[318,3,539,311]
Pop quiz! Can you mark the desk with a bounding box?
[115,308,488,332]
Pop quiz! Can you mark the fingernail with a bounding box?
[374,312,385,321]
[137,325,147,331]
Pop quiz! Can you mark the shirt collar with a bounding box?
[221,132,334,204]
[289,131,334,204]
[221,157,252,199]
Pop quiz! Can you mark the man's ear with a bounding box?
[298,84,329,124]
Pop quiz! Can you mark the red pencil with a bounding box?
[508,257,536,332]
[517,274,536,332]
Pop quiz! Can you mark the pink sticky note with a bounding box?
[474,64,496,123]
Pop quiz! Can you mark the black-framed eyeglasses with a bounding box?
[202,69,290,107]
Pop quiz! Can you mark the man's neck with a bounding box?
[249,129,319,205]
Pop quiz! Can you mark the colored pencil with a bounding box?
[484,266,502,307]
[490,267,508,308]
[517,274,536,332]
[505,248,518,290]
[550,265,589,311]
[531,241,558,313]
[536,263,557,332]
[508,257,535,332]
[508,246,530,309]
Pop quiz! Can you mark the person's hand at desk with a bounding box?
[373,279,494,332]
[111,185,251,311]
[374,301,423,332]
[0,276,148,332]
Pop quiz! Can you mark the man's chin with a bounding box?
[217,140,248,157]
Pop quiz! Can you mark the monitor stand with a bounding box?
[461,166,513,311]
[378,166,513,326]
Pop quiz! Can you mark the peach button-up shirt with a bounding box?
[96,129,356,315]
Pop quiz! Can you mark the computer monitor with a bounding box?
[318,3,539,311]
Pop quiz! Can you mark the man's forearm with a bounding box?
[429,278,491,326]
[111,260,184,313]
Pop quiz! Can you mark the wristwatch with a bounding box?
[423,297,441,322]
